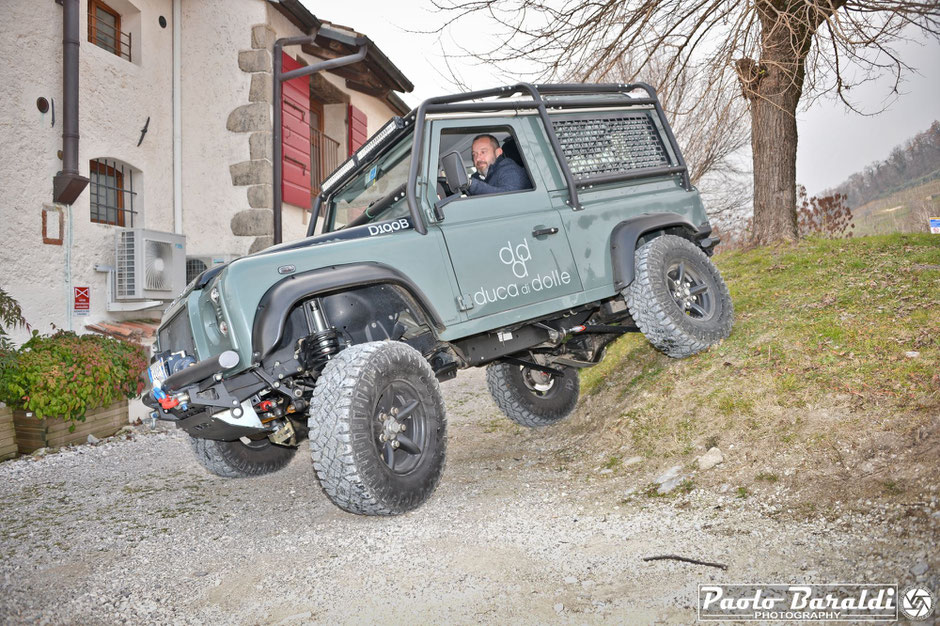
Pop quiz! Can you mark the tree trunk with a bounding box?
[749,81,801,244]
[737,6,814,245]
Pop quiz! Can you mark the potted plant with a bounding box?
[0,330,147,453]
[0,287,28,460]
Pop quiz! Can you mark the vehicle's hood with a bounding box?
[192,216,416,291]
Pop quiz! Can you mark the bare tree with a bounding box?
[431,0,940,244]
[594,55,753,235]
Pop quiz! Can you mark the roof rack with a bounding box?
[403,83,691,235]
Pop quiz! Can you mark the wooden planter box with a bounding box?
[13,399,128,454]
[0,405,15,461]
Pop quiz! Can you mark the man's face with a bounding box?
[472,138,502,177]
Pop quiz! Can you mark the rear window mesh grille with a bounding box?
[551,111,670,179]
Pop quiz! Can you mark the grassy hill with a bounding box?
[851,178,940,236]
[555,234,939,514]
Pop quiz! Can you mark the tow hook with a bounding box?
[158,392,189,411]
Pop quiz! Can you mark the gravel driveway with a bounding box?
[1,369,935,624]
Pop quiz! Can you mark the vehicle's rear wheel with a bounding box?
[486,361,579,427]
[625,234,733,358]
[307,341,447,516]
[190,436,296,478]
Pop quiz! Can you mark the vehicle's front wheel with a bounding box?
[190,436,296,478]
[307,341,447,516]
[625,234,733,358]
[486,361,580,427]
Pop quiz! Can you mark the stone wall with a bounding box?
[227,23,277,254]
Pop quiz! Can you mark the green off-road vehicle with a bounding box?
[146,83,732,515]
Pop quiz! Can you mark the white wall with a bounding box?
[0,0,411,346]
[0,0,174,346]
[179,0,265,257]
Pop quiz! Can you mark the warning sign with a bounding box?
[73,286,90,316]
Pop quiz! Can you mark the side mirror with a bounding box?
[441,151,469,193]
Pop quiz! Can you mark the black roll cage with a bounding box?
[307,82,692,238]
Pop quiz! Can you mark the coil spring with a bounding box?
[301,328,340,369]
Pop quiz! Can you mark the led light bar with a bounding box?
[356,117,404,161]
[320,159,357,193]
[319,117,406,194]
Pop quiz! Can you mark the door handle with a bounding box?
[532,227,559,237]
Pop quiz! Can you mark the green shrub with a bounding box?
[0,331,147,421]
[0,287,29,354]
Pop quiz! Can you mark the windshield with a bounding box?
[326,131,414,232]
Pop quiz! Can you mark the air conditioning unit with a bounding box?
[186,254,237,284]
[114,229,186,300]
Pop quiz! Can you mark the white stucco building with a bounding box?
[0,0,413,346]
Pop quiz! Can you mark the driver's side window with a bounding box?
[437,127,534,201]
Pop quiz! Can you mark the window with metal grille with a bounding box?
[88,0,132,62]
[551,111,670,179]
[90,158,137,227]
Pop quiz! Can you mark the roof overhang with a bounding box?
[268,0,414,105]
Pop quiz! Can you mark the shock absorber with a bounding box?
[299,298,340,370]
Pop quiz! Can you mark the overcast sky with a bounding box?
[304,0,940,196]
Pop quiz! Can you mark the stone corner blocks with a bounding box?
[251,24,276,51]
[249,73,273,104]
[248,236,274,255]
[238,49,271,73]
[249,132,273,161]
[227,102,271,133]
[247,184,273,209]
[230,160,272,187]
[231,209,274,237]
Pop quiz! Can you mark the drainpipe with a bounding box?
[53,0,89,205]
[172,0,182,234]
[272,31,368,244]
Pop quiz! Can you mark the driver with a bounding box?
[468,134,532,196]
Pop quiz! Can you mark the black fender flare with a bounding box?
[251,262,444,361]
[610,213,707,290]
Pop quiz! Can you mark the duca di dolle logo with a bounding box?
[472,238,573,306]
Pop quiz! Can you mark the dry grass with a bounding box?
[565,234,940,510]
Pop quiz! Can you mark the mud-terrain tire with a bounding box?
[190,436,296,478]
[307,341,447,516]
[626,234,733,358]
[486,362,579,427]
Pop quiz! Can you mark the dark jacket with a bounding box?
[468,155,532,196]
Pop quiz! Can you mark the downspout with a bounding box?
[272,32,368,244]
[53,0,89,205]
[172,0,182,234]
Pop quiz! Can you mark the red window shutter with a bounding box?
[348,105,368,156]
[281,52,312,210]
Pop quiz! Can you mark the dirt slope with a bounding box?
[0,368,936,624]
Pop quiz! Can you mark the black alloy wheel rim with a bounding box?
[372,380,428,474]
[666,260,714,320]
